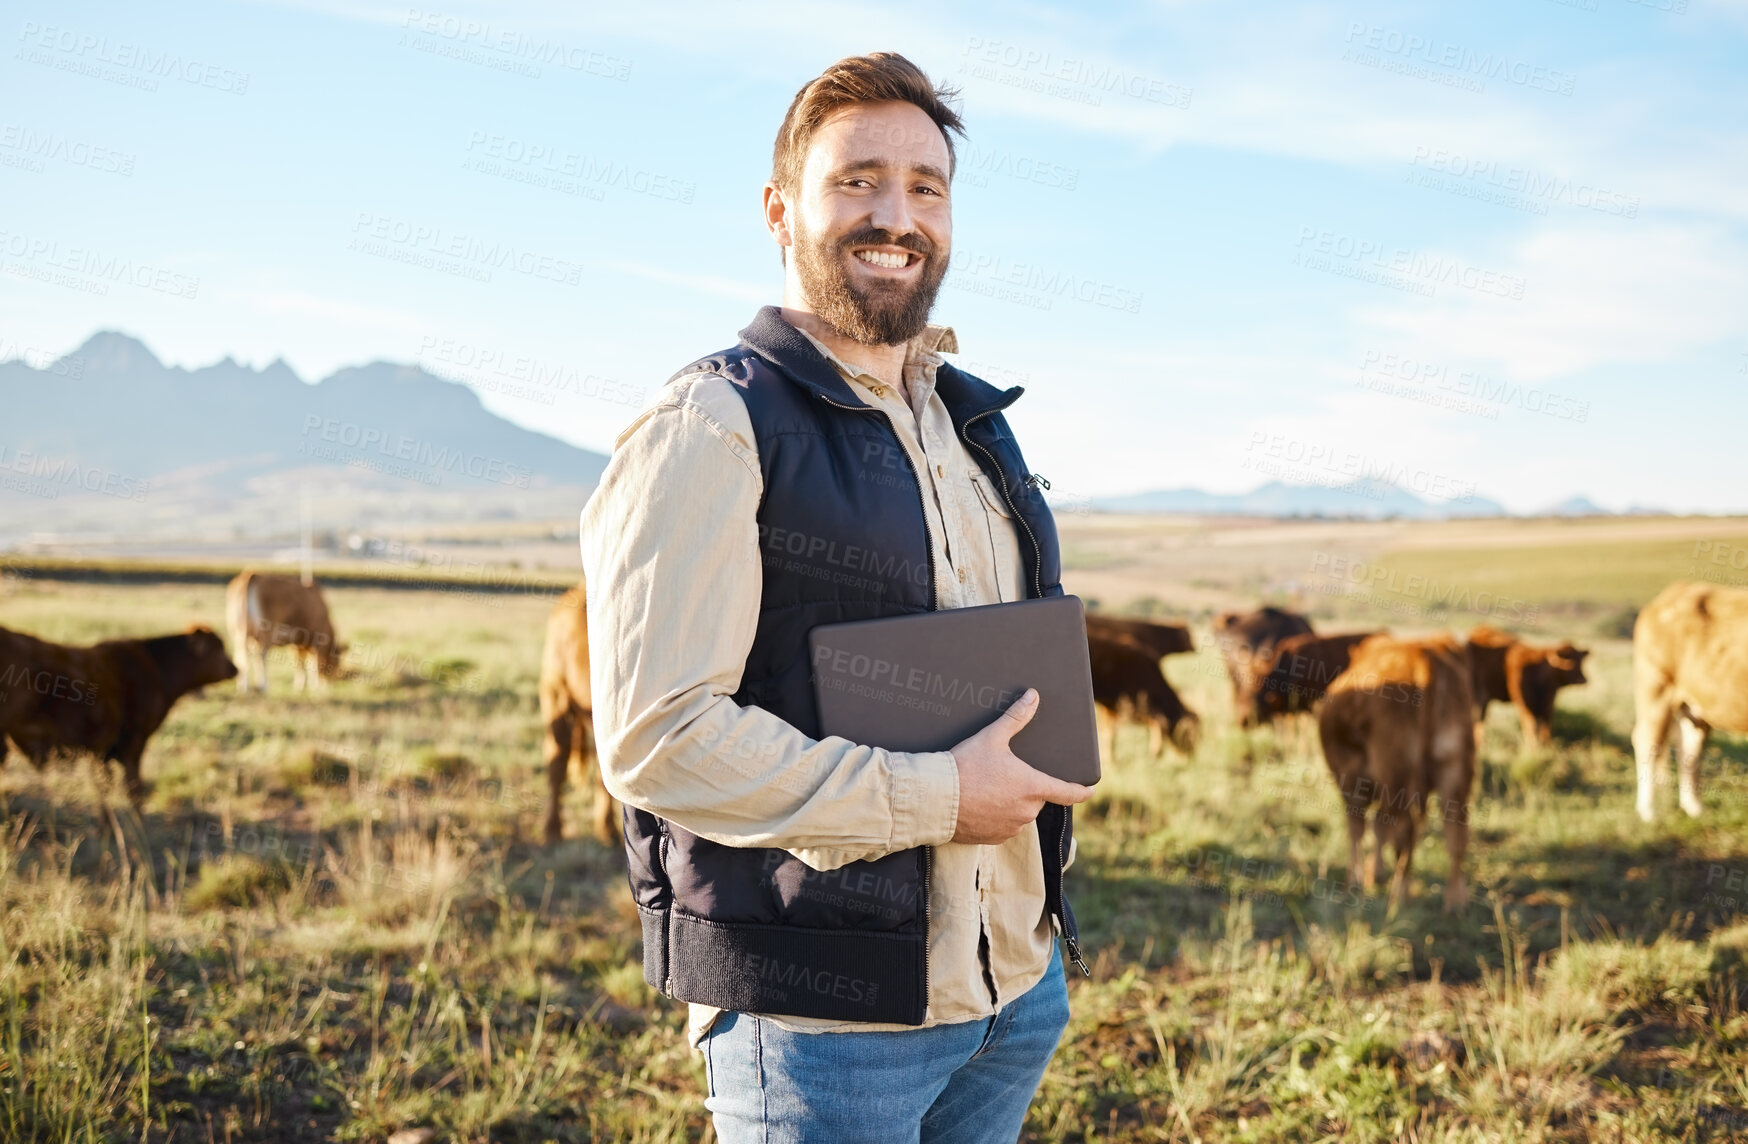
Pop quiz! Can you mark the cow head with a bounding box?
[1547,644,1588,686]
[319,639,348,680]
[185,625,240,687]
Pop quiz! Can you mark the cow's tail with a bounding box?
[226,572,257,648]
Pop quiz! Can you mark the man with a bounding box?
[581,52,1092,1143]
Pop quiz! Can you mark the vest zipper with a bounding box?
[818,393,937,1018]
[961,409,1088,976]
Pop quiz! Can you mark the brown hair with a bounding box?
[772,52,966,191]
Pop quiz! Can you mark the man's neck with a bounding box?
[778,303,910,395]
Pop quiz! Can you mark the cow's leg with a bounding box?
[1345,804,1370,892]
[1095,704,1117,764]
[1676,710,1708,818]
[1631,694,1673,822]
[1381,801,1417,915]
[234,638,254,693]
[575,710,617,845]
[1517,702,1545,749]
[251,641,270,694]
[1147,717,1165,760]
[543,706,575,846]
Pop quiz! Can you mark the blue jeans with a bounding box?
[702,942,1070,1144]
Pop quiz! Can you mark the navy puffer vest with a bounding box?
[623,306,1083,1025]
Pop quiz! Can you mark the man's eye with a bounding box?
[915,185,943,195]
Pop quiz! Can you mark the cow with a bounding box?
[225,571,345,693]
[0,624,238,807]
[1241,631,1379,727]
[1084,614,1195,660]
[539,586,619,846]
[1464,625,1518,724]
[1318,634,1476,913]
[1632,580,1748,822]
[1506,641,1588,747]
[1214,606,1315,709]
[1088,632,1199,762]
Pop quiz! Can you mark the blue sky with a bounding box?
[3,0,1745,513]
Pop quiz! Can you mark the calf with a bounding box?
[539,586,619,845]
[226,570,345,694]
[1214,606,1314,707]
[1318,634,1476,913]
[1464,625,1518,723]
[1506,641,1588,747]
[0,624,237,806]
[1632,580,1748,821]
[1088,632,1199,761]
[1242,631,1379,726]
[1084,614,1194,659]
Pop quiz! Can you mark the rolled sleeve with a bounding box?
[580,375,961,866]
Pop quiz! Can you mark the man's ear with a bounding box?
[763,181,793,264]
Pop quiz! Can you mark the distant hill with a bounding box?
[1094,479,1509,519]
[0,332,609,544]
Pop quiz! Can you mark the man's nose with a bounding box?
[866,182,917,238]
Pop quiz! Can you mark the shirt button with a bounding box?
[957,567,967,583]
[936,463,945,478]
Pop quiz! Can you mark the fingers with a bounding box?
[991,688,1039,740]
[1037,775,1094,806]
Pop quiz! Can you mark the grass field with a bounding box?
[3,517,1748,1142]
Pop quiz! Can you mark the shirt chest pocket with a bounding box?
[968,469,1024,603]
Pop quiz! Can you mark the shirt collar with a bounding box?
[794,323,959,385]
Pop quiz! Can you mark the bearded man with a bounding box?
[580,52,1092,1143]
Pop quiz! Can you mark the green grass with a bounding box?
[3,563,1748,1141]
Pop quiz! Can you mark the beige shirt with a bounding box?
[579,319,1059,1050]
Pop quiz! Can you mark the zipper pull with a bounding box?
[1025,473,1051,491]
[1065,935,1091,978]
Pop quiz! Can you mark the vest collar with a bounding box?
[738,305,1023,427]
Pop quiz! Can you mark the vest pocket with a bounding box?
[969,470,1023,603]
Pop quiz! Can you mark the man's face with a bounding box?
[785,101,952,346]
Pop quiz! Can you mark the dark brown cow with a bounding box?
[1633,580,1748,821]
[0,624,238,806]
[1088,632,1199,761]
[540,585,618,846]
[1242,631,1379,726]
[225,570,345,693]
[1464,625,1518,723]
[1214,606,1315,706]
[1318,634,1475,913]
[1084,614,1195,660]
[1505,641,1588,747]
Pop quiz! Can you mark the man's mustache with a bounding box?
[835,228,934,257]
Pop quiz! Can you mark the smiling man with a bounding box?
[580,52,1091,1143]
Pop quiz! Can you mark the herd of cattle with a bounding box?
[0,570,1741,913]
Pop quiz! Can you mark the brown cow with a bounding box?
[1084,614,1195,660]
[1633,580,1748,821]
[1464,625,1518,723]
[1214,606,1315,706]
[1242,631,1379,726]
[1088,632,1199,761]
[1318,634,1476,913]
[0,624,237,806]
[540,585,618,846]
[225,571,345,693]
[1506,641,1588,747]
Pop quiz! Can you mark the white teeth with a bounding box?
[855,250,909,269]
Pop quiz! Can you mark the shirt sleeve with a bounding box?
[579,374,961,868]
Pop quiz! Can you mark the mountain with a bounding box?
[1094,479,1508,519]
[0,332,610,544]
[1540,495,1610,517]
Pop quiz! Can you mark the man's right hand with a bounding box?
[949,688,1093,845]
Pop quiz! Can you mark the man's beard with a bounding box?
[792,221,948,346]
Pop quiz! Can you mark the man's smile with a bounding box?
[851,246,922,272]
